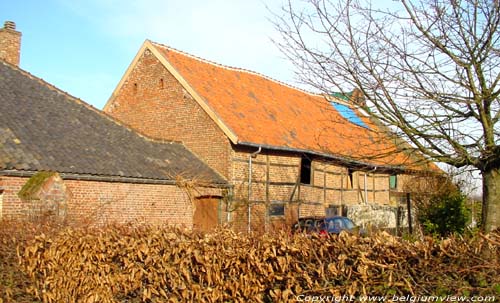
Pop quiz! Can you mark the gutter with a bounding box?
[238,141,408,173]
[248,146,262,233]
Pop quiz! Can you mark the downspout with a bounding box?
[248,146,262,233]
[365,167,377,204]
[227,185,234,224]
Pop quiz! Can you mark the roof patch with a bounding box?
[331,102,369,129]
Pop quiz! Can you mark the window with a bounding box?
[268,203,285,217]
[389,175,398,189]
[331,102,368,128]
[133,83,138,94]
[159,78,164,89]
[300,156,312,184]
[347,169,354,189]
[326,205,341,217]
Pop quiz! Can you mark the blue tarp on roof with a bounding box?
[331,102,368,128]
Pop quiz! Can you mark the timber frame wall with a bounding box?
[228,146,397,232]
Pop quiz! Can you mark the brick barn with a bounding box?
[104,40,439,232]
[0,22,227,229]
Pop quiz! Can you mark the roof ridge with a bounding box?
[0,60,181,146]
[150,41,323,98]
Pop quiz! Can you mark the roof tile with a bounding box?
[0,61,226,184]
[152,42,431,170]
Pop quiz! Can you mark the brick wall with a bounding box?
[105,49,231,178]
[0,176,25,217]
[0,175,225,227]
[0,21,21,66]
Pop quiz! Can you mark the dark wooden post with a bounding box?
[406,193,413,235]
[396,206,401,236]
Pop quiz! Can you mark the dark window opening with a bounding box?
[300,156,312,184]
[133,83,138,94]
[390,175,398,189]
[326,205,341,217]
[159,78,164,89]
[269,204,285,217]
[347,169,354,189]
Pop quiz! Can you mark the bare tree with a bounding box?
[273,0,499,232]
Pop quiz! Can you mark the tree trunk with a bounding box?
[482,167,500,232]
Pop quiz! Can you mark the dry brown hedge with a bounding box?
[0,220,65,303]
[10,224,499,303]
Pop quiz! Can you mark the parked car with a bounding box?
[291,216,325,233]
[323,216,357,234]
[292,216,359,235]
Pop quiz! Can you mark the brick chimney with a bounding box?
[0,21,22,66]
[351,88,366,107]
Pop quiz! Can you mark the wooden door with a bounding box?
[193,197,219,231]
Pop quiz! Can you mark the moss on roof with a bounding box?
[18,171,56,200]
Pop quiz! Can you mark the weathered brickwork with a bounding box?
[0,176,224,227]
[0,177,26,217]
[103,47,417,232]
[105,49,231,178]
[0,21,21,66]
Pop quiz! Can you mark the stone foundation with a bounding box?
[347,203,415,229]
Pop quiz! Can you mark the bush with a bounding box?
[15,224,500,302]
[0,220,64,303]
[419,191,470,237]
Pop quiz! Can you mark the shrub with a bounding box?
[419,191,470,237]
[2,220,498,302]
[17,225,499,302]
[0,219,65,303]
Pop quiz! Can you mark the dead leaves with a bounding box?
[15,226,500,302]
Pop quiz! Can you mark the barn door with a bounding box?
[193,197,220,231]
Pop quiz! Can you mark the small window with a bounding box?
[133,83,138,94]
[326,205,341,217]
[389,175,397,189]
[300,156,312,184]
[269,204,285,217]
[347,169,354,189]
[159,78,164,89]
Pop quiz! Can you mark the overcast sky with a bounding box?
[0,0,296,109]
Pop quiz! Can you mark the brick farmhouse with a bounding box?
[104,40,439,232]
[0,22,227,228]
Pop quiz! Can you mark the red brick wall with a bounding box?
[105,49,231,178]
[0,176,197,227]
[0,176,25,218]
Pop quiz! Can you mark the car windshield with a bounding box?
[325,217,356,232]
[342,218,355,229]
[326,218,343,232]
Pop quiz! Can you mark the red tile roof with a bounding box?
[151,41,434,171]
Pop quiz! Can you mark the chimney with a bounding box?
[351,88,366,107]
[0,21,22,66]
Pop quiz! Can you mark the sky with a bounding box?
[0,0,296,109]
[0,0,484,196]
